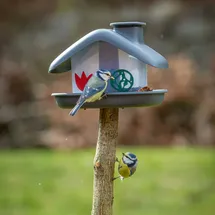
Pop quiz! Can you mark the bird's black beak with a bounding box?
[122,153,125,156]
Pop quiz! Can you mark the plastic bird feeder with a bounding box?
[49,21,168,109]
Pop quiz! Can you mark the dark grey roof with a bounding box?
[49,29,168,73]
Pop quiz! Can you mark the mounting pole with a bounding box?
[91,108,119,215]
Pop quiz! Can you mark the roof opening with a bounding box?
[110,22,146,28]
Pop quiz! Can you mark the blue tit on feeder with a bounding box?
[69,70,114,116]
[114,152,138,180]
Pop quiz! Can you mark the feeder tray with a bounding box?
[52,89,167,109]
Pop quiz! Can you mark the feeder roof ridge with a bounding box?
[49,28,168,73]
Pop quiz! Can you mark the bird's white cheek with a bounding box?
[123,157,133,164]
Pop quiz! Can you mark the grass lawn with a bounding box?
[0,147,215,215]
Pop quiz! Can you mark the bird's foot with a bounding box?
[115,157,119,163]
[112,176,120,181]
[101,93,108,99]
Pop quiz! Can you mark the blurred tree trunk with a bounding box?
[91,108,119,215]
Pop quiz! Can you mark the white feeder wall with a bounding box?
[72,43,99,93]
[71,43,148,94]
[118,50,147,88]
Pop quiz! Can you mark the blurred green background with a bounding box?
[1,0,215,214]
[0,148,215,215]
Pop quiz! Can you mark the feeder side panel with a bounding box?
[118,50,147,90]
[72,43,99,93]
[99,42,119,92]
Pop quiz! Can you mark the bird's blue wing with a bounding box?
[70,76,106,116]
[129,166,137,176]
[77,77,106,104]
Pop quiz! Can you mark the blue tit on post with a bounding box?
[69,70,114,116]
[114,152,138,180]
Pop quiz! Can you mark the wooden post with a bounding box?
[91,108,119,215]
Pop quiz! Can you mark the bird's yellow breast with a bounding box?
[86,90,104,102]
[118,160,130,178]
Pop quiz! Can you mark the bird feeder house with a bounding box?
[49,21,168,109]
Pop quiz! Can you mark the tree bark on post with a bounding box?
[91,108,119,215]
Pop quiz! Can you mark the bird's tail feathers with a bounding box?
[69,101,85,116]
